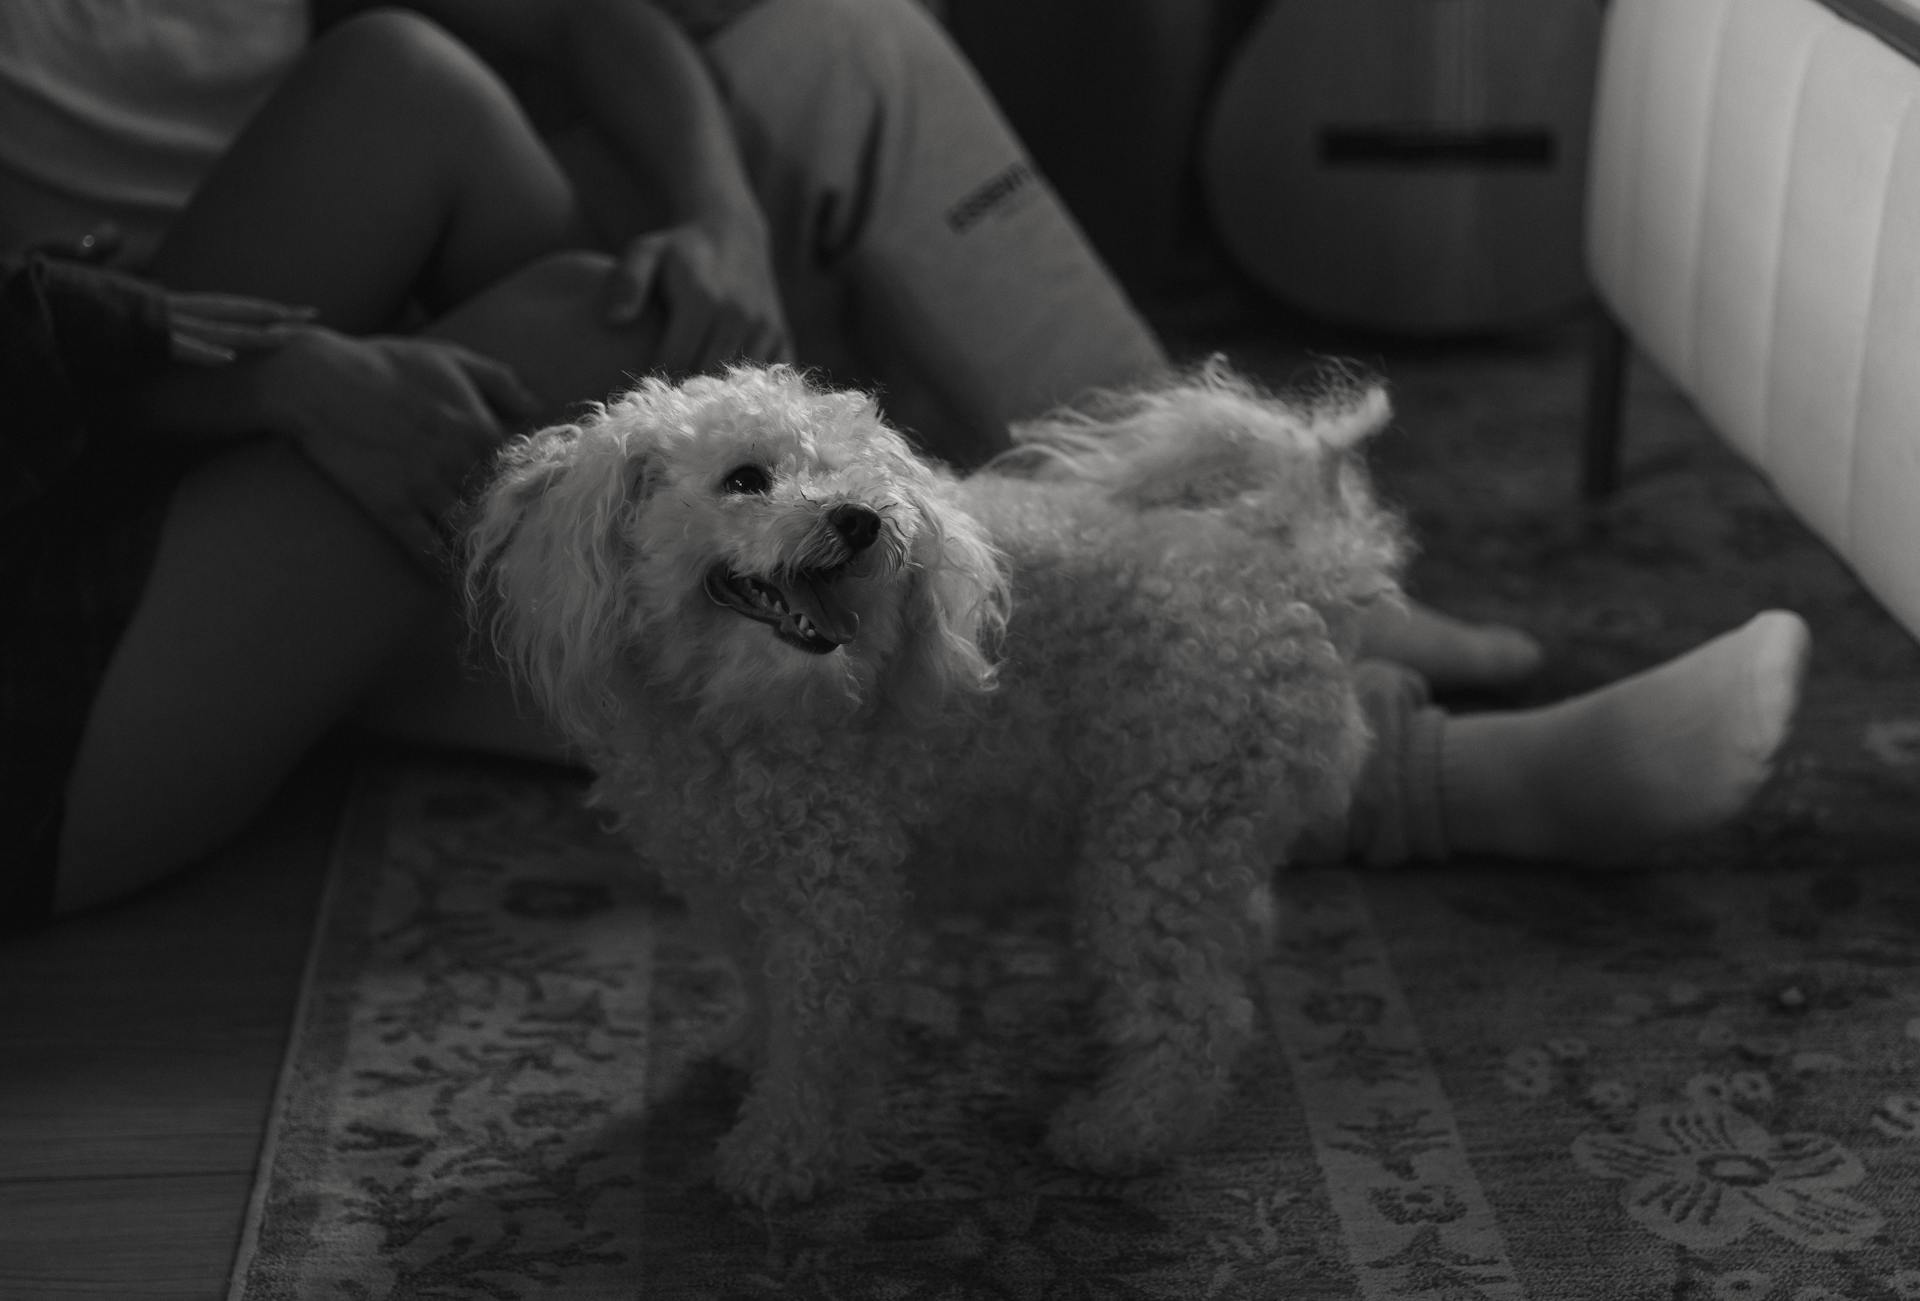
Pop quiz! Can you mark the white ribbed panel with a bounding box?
[1589,0,1737,381]
[1693,0,1828,464]
[1767,23,1911,546]
[1849,94,1920,629]
[1589,0,1920,639]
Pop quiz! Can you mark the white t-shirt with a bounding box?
[0,0,307,263]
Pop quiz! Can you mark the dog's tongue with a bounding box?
[786,575,860,645]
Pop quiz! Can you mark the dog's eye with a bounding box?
[720,464,772,495]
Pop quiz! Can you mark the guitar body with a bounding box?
[1203,0,1602,336]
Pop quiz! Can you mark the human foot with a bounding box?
[1359,597,1544,691]
[1440,610,1810,862]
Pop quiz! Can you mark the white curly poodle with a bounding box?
[465,361,1410,1205]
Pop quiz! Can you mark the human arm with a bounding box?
[0,253,306,515]
[255,330,542,561]
[313,0,790,370]
[0,250,537,561]
[133,327,541,563]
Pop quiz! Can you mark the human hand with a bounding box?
[166,290,318,365]
[260,330,541,562]
[604,220,792,373]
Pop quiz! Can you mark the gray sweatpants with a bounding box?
[699,0,1171,462]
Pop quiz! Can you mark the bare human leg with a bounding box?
[54,16,650,914]
[147,9,589,329]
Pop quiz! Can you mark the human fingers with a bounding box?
[406,353,534,507]
[383,491,448,571]
[291,427,448,572]
[652,250,719,375]
[691,294,790,370]
[166,290,318,325]
[393,403,495,527]
[694,303,753,371]
[379,339,518,435]
[384,491,446,565]
[167,330,238,366]
[746,315,794,366]
[605,237,663,326]
[168,313,304,362]
[449,348,542,426]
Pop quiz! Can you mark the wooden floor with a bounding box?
[0,750,352,1300]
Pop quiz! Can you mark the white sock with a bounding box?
[1438,611,1810,863]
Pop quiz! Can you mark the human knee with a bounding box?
[443,248,622,346]
[432,249,665,414]
[305,9,524,135]
[54,441,443,913]
[716,0,964,109]
[308,9,477,77]
[710,0,996,264]
[506,248,622,298]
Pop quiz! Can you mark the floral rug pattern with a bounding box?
[230,332,1920,1298]
[229,758,1920,1300]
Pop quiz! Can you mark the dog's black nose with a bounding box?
[828,503,881,551]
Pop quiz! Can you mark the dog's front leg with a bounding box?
[712,850,904,1207]
[1048,786,1275,1176]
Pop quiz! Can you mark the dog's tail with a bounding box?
[992,358,1408,614]
[990,357,1391,513]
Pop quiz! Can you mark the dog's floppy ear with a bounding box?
[890,480,1011,712]
[464,431,570,572]
[465,418,660,743]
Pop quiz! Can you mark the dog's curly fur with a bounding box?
[466,362,1407,1205]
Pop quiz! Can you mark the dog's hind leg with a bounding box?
[1046,790,1276,1175]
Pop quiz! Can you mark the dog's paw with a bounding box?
[1046,1059,1233,1176]
[1045,1087,1192,1177]
[712,1113,837,1208]
[713,1009,767,1075]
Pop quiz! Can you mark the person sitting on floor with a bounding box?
[2,0,1791,936]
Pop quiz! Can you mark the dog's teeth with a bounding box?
[748,578,786,613]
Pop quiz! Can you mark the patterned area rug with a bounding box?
[230,324,1920,1299]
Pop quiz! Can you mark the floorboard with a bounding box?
[0,1173,258,1300]
[0,748,351,1300]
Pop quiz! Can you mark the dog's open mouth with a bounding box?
[703,565,860,655]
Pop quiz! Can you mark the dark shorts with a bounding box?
[0,442,189,932]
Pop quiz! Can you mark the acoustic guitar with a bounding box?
[1202,0,1603,336]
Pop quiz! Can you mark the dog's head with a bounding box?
[466,365,1009,744]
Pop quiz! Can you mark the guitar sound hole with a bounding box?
[1319,128,1556,168]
